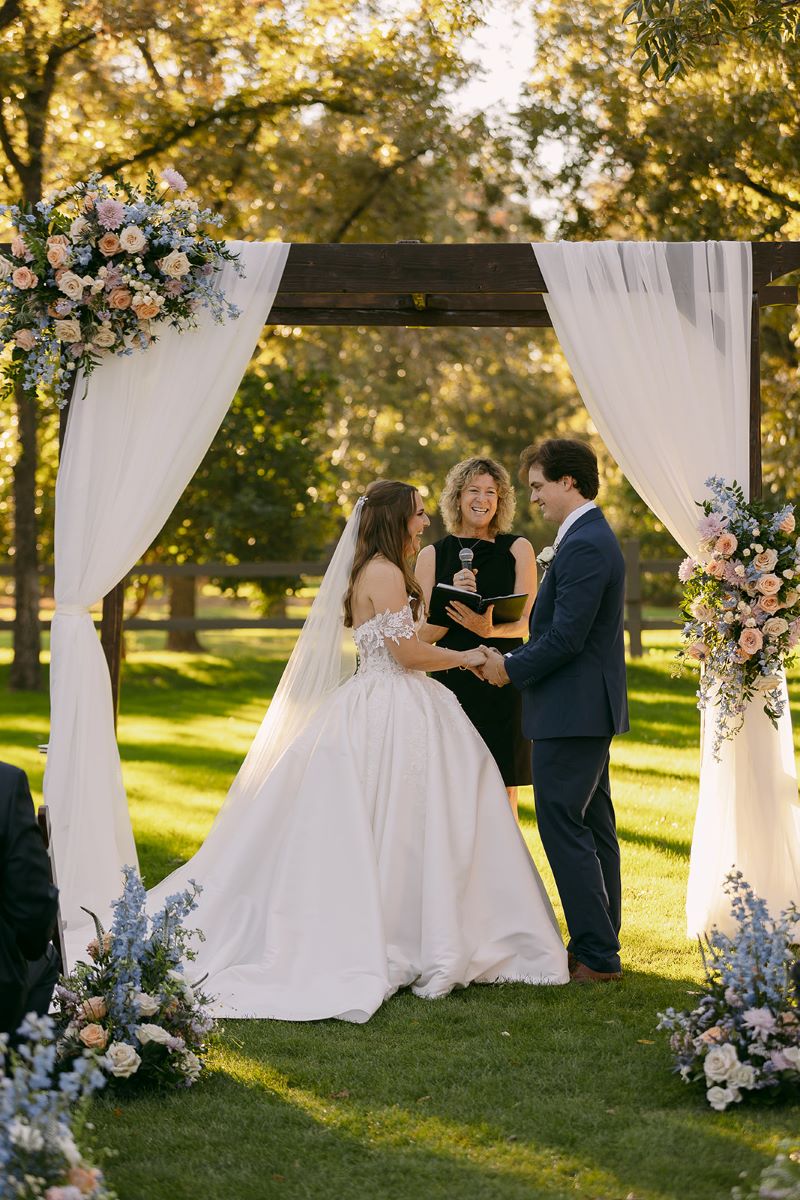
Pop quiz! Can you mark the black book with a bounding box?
[427,583,528,628]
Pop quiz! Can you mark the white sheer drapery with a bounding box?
[44,242,290,938]
[536,240,800,934]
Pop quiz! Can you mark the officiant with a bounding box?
[416,457,537,819]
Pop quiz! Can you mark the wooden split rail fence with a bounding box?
[0,539,679,657]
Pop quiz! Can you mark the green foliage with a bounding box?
[622,0,800,80]
[3,638,799,1198]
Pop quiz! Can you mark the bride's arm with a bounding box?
[364,561,485,673]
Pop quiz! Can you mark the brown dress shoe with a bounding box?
[567,951,577,974]
[569,960,622,984]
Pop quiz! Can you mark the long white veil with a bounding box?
[216,496,365,819]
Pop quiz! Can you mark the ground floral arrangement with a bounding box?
[678,476,800,758]
[731,1141,800,1200]
[658,874,800,1112]
[1,1013,113,1200]
[54,867,215,1090]
[0,168,242,406]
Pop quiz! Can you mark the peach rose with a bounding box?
[81,995,107,1020]
[11,266,38,289]
[758,594,781,614]
[779,513,796,534]
[70,215,89,239]
[690,598,715,623]
[686,640,710,661]
[13,328,35,351]
[715,533,738,556]
[756,573,782,596]
[86,931,113,959]
[46,243,69,269]
[753,548,778,572]
[78,1022,108,1050]
[108,287,132,310]
[763,616,789,638]
[0,255,11,280]
[10,234,30,259]
[706,558,727,579]
[738,627,764,655]
[67,1165,102,1194]
[132,299,161,320]
[783,588,799,608]
[98,232,121,257]
[47,234,70,247]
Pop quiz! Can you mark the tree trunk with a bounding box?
[166,575,203,652]
[10,382,41,690]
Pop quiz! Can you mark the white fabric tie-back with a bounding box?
[45,241,290,948]
[535,240,800,935]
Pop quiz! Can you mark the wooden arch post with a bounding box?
[74,240,798,720]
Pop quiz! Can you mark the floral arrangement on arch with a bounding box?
[1,1012,114,1200]
[54,867,215,1090]
[657,874,800,1113]
[678,476,800,759]
[0,168,242,406]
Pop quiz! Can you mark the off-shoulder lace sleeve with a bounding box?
[376,605,417,644]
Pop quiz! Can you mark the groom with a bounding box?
[479,439,629,982]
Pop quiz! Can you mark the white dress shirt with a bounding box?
[553,500,597,550]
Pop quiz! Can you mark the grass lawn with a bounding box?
[1,632,798,1200]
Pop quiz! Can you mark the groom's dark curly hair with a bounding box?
[518,438,599,500]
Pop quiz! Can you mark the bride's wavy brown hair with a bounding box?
[343,480,425,628]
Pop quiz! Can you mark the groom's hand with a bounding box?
[479,647,510,687]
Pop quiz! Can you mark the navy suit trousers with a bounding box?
[531,736,621,973]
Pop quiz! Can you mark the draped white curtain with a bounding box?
[536,240,800,935]
[44,242,290,936]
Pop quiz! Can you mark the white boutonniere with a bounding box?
[537,545,556,571]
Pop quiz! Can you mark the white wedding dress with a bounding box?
[148,605,569,1021]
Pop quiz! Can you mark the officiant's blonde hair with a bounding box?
[439,457,515,536]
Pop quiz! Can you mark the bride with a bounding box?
[148,480,568,1021]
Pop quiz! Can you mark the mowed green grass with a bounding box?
[1,632,798,1200]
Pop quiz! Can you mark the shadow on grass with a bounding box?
[91,973,798,1200]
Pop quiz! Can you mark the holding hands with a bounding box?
[456,645,510,686]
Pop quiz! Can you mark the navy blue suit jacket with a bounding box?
[505,508,629,740]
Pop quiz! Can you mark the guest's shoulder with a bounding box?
[0,761,26,790]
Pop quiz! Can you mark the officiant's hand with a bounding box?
[446,600,494,638]
[452,567,478,592]
[478,646,510,687]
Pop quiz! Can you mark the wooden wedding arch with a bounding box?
[55,239,800,719]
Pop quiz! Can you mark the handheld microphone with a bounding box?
[458,547,475,576]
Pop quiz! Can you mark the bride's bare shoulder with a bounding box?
[357,555,404,586]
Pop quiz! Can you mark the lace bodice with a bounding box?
[352,605,417,677]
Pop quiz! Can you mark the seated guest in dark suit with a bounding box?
[0,761,60,1036]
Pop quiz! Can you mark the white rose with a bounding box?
[53,318,82,343]
[703,1042,739,1082]
[727,1062,757,1089]
[70,215,89,239]
[57,270,85,301]
[102,1041,141,1078]
[762,617,789,639]
[752,672,781,692]
[160,249,191,278]
[119,225,147,253]
[179,1049,202,1082]
[706,1085,739,1111]
[92,325,116,349]
[136,1022,171,1045]
[783,1045,800,1070]
[0,255,12,279]
[134,991,160,1017]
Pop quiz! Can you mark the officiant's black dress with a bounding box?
[431,535,531,787]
